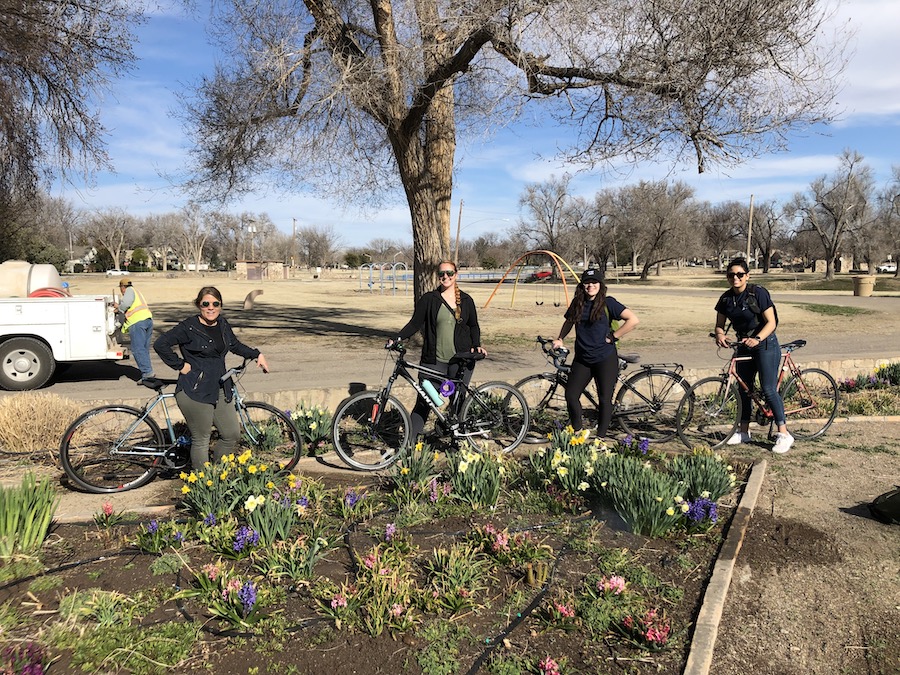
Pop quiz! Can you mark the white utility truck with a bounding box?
[0,260,127,390]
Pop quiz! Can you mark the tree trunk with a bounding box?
[389,87,455,302]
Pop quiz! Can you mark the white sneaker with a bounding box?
[772,432,794,454]
[726,431,751,445]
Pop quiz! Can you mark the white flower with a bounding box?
[700,490,711,499]
[578,481,589,491]
[245,494,265,513]
[458,461,469,474]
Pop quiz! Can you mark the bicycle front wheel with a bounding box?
[238,402,303,473]
[332,391,411,470]
[59,406,164,493]
[676,377,741,449]
[616,368,691,443]
[459,382,530,454]
[780,368,839,440]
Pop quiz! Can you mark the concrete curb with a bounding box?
[54,503,175,525]
[683,458,768,675]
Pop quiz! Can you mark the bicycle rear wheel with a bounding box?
[780,368,839,440]
[59,406,164,493]
[459,381,530,454]
[238,402,303,472]
[615,368,690,442]
[332,391,411,470]
[515,373,595,442]
[676,377,741,449]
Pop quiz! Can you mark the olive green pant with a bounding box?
[175,388,241,470]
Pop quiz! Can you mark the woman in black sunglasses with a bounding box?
[391,260,486,440]
[714,258,793,453]
[155,286,269,470]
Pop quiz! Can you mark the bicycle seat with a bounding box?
[449,351,486,365]
[619,353,640,364]
[140,377,177,391]
[781,340,807,352]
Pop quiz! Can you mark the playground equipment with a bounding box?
[358,262,410,295]
[483,251,581,309]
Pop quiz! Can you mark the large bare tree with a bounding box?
[180,0,845,299]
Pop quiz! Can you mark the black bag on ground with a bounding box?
[868,487,900,525]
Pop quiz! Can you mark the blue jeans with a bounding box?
[128,317,154,379]
[736,334,786,426]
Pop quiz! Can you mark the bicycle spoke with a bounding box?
[676,377,741,449]
[781,368,839,440]
[333,392,410,470]
[459,382,530,454]
[235,402,303,472]
[616,369,690,442]
[59,407,162,493]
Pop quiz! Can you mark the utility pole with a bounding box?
[454,199,463,266]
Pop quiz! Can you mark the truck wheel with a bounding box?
[0,338,56,391]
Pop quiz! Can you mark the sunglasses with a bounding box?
[200,301,221,308]
[726,272,747,279]
[438,270,456,278]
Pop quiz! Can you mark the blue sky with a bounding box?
[55,0,900,248]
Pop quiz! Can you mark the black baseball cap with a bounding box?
[581,269,601,283]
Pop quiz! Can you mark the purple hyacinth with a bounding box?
[233,526,260,552]
[344,490,362,508]
[687,497,718,523]
[203,513,217,527]
[238,581,257,615]
[146,519,159,534]
[297,496,310,509]
[385,523,396,542]
[638,437,650,454]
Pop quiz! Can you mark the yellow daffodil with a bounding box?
[681,503,690,513]
[666,507,676,516]
[655,496,663,502]
[248,465,258,474]
[400,467,410,475]
[415,441,423,452]
[266,481,275,489]
[206,480,213,487]
[674,495,684,503]
[458,461,469,474]
[220,471,229,480]
[181,485,191,494]
[259,464,268,472]
[556,466,569,477]
[187,473,198,483]
[179,471,188,480]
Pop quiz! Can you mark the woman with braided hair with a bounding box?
[390,260,486,440]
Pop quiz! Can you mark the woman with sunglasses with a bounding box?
[552,268,639,440]
[154,286,269,470]
[714,258,793,453]
[391,260,486,440]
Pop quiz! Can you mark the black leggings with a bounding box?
[565,355,618,436]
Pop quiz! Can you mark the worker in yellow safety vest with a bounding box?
[115,277,155,383]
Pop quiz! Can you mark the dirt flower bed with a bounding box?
[1,435,746,675]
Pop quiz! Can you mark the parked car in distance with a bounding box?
[105,269,129,276]
[528,270,553,281]
[876,262,897,274]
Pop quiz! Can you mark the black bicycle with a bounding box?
[59,361,303,493]
[515,336,690,443]
[331,342,531,470]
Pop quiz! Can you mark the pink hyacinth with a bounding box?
[538,656,561,675]
[554,602,575,619]
[391,603,405,617]
[331,594,347,609]
[102,501,114,517]
[598,575,627,595]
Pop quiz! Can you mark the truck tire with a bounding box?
[0,337,56,391]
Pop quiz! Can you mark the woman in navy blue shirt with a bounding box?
[552,269,639,439]
[713,258,793,453]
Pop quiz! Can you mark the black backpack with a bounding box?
[868,487,900,525]
[745,283,778,328]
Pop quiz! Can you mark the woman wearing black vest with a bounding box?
[714,258,793,453]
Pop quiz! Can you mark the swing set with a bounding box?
[483,250,582,309]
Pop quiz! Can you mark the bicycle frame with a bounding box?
[372,346,489,442]
[720,341,809,421]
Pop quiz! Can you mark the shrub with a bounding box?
[0,393,82,461]
[0,473,58,558]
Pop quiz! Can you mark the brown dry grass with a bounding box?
[0,393,84,461]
